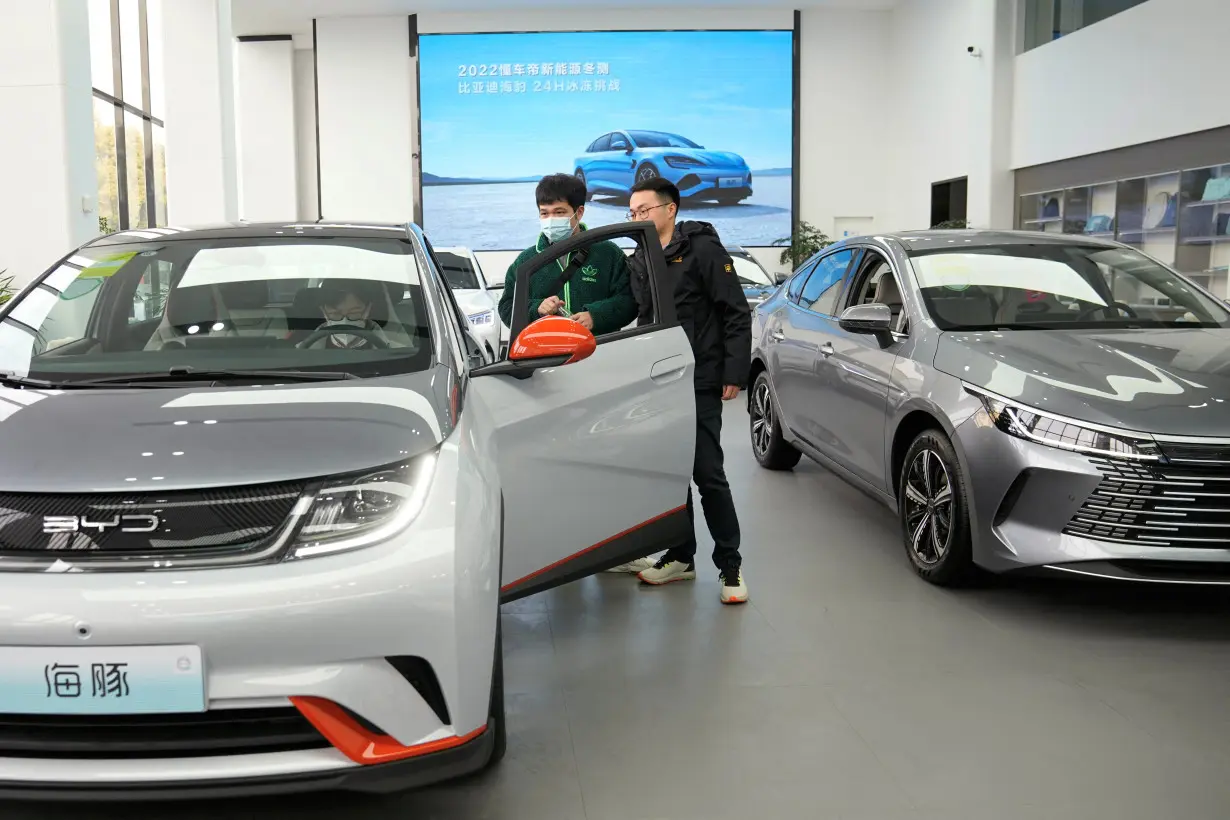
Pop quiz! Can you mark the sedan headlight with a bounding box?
[291,452,437,559]
[965,386,1159,461]
[468,310,495,327]
[664,154,705,168]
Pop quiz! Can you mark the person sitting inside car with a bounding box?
[301,282,394,350]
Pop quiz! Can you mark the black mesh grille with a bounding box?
[0,482,303,557]
[0,708,329,758]
[1064,455,1230,548]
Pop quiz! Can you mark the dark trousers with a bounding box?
[670,389,743,572]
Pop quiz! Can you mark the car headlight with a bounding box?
[664,154,705,168]
[290,452,437,559]
[468,309,495,327]
[965,386,1158,461]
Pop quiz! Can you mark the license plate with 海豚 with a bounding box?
[718,177,744,188]
[0,645,205,715]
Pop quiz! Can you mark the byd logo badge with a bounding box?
[43,515,160,534]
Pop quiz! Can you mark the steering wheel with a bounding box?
[297,325,390,349]
[1077,301,1139,321]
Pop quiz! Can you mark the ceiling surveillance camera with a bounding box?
[967,46,982,57]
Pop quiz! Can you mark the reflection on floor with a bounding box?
[9,402,1230,819]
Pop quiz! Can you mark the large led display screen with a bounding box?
[419,30,794,251]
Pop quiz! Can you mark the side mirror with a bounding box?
[839,303,893,336]
[510,316,596,365]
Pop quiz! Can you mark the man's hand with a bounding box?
[571,311,594,331]
[721,385,741,401]
[538,295,564,316]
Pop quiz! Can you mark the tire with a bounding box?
[575,169,593,202]
[897,429,976,586]
[635,163,660,184]
[749,371,801,471]
[484,621,506,768]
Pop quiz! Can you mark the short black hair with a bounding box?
[630,177,680,209]
[535,173,587,209]
[319,279,376,307]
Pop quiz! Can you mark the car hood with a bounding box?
[643,148,746,167]
[0,371,449,493]
[936,328,1230,436]
[452,288,494,317]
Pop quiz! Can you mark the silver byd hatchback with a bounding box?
[0,221,696,799]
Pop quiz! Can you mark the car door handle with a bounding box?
[650,355,687,384]
[819,342,835,358]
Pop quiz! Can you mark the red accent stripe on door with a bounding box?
[500,504,686,593]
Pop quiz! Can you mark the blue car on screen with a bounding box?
[574,130,753,205]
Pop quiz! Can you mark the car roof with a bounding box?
[86,221,414,248]
[853,229,1123,251]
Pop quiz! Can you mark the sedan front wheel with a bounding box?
[749,372,801,471]
[898,429,975,586]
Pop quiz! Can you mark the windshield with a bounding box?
[435,250,481,290]
[628,131,702,149]
[0,237,434,384]
[906,243,1230,330]
[731,256,773,288]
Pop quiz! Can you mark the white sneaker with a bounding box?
[637,557,696,585]
[719,569,749,604]
[604,557,656,573]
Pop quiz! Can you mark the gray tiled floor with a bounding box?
[10,402,1230,819]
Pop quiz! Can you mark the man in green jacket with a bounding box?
[497,174,637,337]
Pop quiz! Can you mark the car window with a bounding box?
[1,236,435,383]
[908,243,1230,329]
[590,134,611,152]
[786,260,818,303]
[731,257,772,287]
[626,130,702,149]
[434,251,481,290]
[798,250,856,316]
[609,133,629,151]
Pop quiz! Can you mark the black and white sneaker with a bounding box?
[719,568,749,604]
[637,554,696,585]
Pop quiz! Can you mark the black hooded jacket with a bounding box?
[628,221,752,391]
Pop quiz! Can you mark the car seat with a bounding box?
[872,273,906,332]
[144,285,228,350]
[284,286,326,345]
[219,280,287,338]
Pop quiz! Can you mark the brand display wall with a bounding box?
[418,30,794,251]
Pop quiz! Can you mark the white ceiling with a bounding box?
[231,0,898,38]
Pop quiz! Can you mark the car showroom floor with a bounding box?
[10,402,1230,820]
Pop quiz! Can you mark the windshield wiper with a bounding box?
[70,367,357,387]
[0,373,59,389]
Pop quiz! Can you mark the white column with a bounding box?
[315,16,414,223]
[160,0,238,225]
[235,38,298,221]
[0,0,97,286]
[293,48,319,221]
[965,0,1016,229]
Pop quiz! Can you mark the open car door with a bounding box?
[468,222,696,602]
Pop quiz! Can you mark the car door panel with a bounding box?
[470,223,696,602]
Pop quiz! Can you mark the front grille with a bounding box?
[1064,455,1230,548]
[0,707,329,758]
[0,482,304,559]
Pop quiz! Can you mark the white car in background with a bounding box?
[432,247,504,359]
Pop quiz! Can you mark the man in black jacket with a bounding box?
[625,177,752,604]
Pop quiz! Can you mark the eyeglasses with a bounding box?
[626,203,670,221]
[323,309,367,322]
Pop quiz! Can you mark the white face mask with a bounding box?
[540,215,575,243]
[322,313,368,348]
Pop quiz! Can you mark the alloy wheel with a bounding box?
[636,165,659,183]
[903,448,954,566]
[749,381,773,458]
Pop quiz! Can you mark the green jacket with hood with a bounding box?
[497,226,637,337]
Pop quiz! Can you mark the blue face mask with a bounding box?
[540,216,575,244]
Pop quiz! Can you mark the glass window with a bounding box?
[434,251,481,290]
[87,0,114,96]
[798,250,855,315]
[908,243,1230,330]
[146,0,165,118]
[1021,0,1150,53]
[118,0,145,108]
[152,124,168,227]
[93,98,120,235]
[626,131,702,149]
[731,256,772,287]
[786,260,817,303]
[609,133,630,151]
[124,112,149,229]
[1,238,433,383]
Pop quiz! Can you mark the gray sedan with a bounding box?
[748,230,1230,586]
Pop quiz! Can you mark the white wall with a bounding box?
[293,48,320,221]
[796,7,891,241]
[314,16,415,222]
[0,0,97,286]
[1013,0,1230,170]
[236,39,298,221]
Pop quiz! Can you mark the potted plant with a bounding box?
[931,219,969,229]
[772,221,834,271]
[0,271,15,307]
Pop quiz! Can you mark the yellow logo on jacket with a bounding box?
[670,256,684,264]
